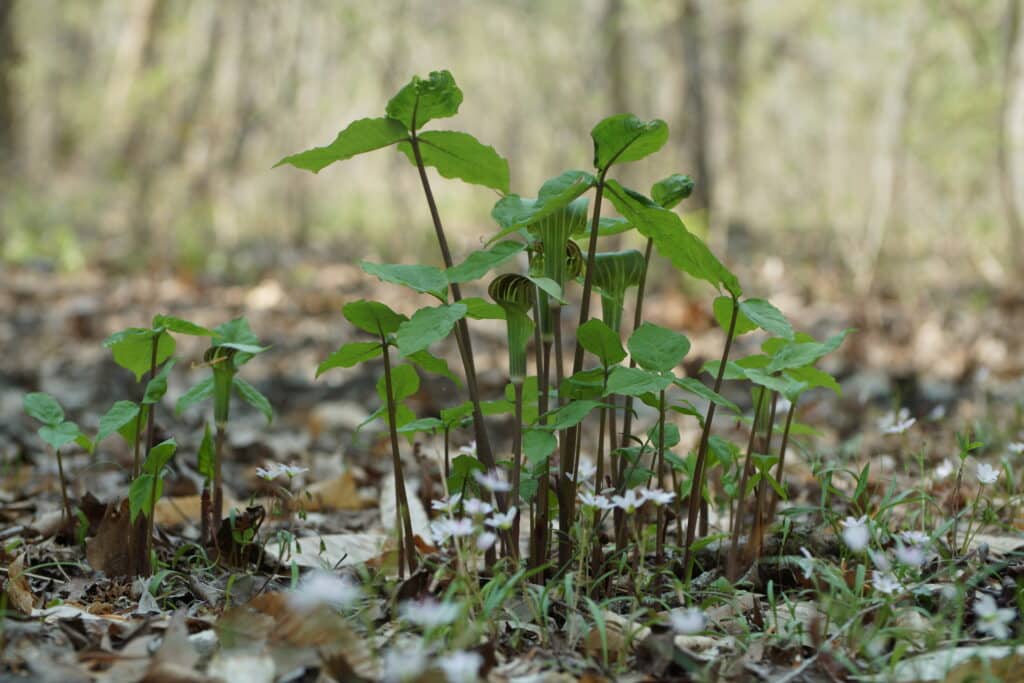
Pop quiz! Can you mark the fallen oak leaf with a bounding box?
[3,553,36,615]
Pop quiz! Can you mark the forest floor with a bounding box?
[3,249,1024,682]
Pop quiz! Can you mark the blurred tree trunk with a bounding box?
[712,0,748,249]
[603,0,628,116]
[0,0,17,170]
[679,0,712,215]
[999,0,1024,272]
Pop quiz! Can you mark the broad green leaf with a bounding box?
[651,174,694,209]
[562,368,606,400]
[604,367,672,397]
[604,180,741,297]
[233,377,273,423]
[538,170,597,205]
[524,429,557,466]
[396,303,468,356]
[648,422,681,448]
[504,376,539,425]
[142,360,176,405]
[576,318,626,367]
[274,117,409,172]
[151,315,211,337]
[129,474,159,523]
[105,329,176,381]
[38,421,81,450]
[317,341,382,377]
[539,400,604,431]
[441,401,475,427]
[23,392,64,426]
[212,318,267,355]
[75,434,93,453]
[197,423,214,482]
[385,70,462,130]
[119,405,148,445]
[739,299,794,340]
[398,131,509,193]
[397,417,444,434]
[143,438,177,476]
[487,170,595,243]
[785,365,841,396]
[446,240,525,284]
[176,377,214,415]
[96,401,140,443]
[591,114,669,170]
[673,377,740,414]
[342,300,408,336]
[742,368,803,397]
[597,217,633,237]
[360,261,448,300]
[627,322,690,372]
[376,363,420,402]
[461,297,506,320]
[527,276,566,304]
[712,297,757,336]
[405,349,460,385]
[764,330,852,374]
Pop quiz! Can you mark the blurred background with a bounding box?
[2,0,1022,301]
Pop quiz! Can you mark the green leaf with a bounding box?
[118,404,148,445]
[540,400,604,431]
[105,329,176,382]
[143,438,177,475]
[342,300,408,336]
[360,261,448,300]
[129,474,158,524]
[395,303,467,355]
[739,299,794,340]
[591,114,669,171]
[142,360,176,405]
[597,217,633,237]
[527,276,566,304]
[524,430,558,466]
[233,377,273,423]
[604,367,672,397]
[712,297,757,336]
[274,117,409,172]
[97,401,140,443]
[212,318,268,355]
[398,131,509,193]
[377,364,420,403]
[673,377,740,414]
[197,423,215,482]
[397,417,444,435]
[562,368,606,400]
[487,170,595,244]
[23,392,64,426]
[405,349,460,385]
[151,315,211,337]
[386,70,462,130]
[785,365,841,396]
[764,330,852,374]
[175,377,214,415]
[604,180,741,297]
[651,174,694,209]
[317,341,383,377]
[38,421,81,450]
[576,318,626,367]
[448,453,486,496]
[627,322,690,372]
[742,368,803,397]
[446,241,525,284]
[461,297,506,320]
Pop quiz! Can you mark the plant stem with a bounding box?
[748,393,779,563]
[408,132,501,503]
[769,401,798,519]
[621,237,654,448]
[511,382,524,560]
[54,447,72,522]
[380,332,418,575]
[682,297,739,584]
[655,389,667,563]
[727,390,766,581]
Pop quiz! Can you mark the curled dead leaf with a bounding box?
[4,553,36,615]
[294,471,367,512]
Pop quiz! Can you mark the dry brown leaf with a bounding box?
[295,471,367,512]
[263,532,389,569]
[86,499,134,577]
[4,553,36,615]
[154,494,239,527]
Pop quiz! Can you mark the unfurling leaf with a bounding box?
[386,70,463,130]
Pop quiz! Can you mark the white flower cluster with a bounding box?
[577,486,675,513]
[878,408,915,435]
[381,643,483,683]
[287,570,362,612]
[255,462,309,480]
[428,490,517,553]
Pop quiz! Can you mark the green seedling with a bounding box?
[23,392,91,523]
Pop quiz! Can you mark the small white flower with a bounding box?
[797,547,814,580]
[1009,442,1024,454]
[869,549,891,572]
[431,493,462,513]
[439,650,483,683]
[476,531,497,551]
[400,599,460,628]
[642,488,675,506]
[927,404,947,421]
[430,517,475,543]
[288,571,361,612]
[894,543,925,568]
[668,607,707,634]
[900,530,929,547]
[578,491,613,510]
[872,571,902,595]
[777,397,793,414]
[974,593,1016,640]
[382,643,428,683]
[934,458,955,481]
[256,463,308,480]
[462,498,493,517]
[878,408,915,435]
[568,460,598,484]
[458,441,477,457]
[485,507,517,531]
[840,516,870,552]
[611,489,645,514]
[473,469,512,492]
[977,463,1000,485]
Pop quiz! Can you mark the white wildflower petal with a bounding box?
[485,507,517,531]
[668,607,707,634]
[439,650,483,683]
[400,599,461,628]
[431,492,463,513]
[974,593,1016,640]
[287,571,361,612]
[878,408,915,435]
[382,644,428,683]
[462,498,493,517]
[642,488,675,506]
[611,489,645,514]
[934,459,954,481]
[840,516,870,552]
[578,491,614,511]
[976,463,1000,485]
[476,531,497,551]
[281,464,309,478]
[872,571,902,595]
[869,549,891,572]
[798,547,814,580]
[457,441,477,457]
[1008,442,1024,455]
[473,469,512,492]
[894,543,925,568]
[900,530,929,547]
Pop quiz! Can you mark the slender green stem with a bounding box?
[682,297,739,585]
[379,331,418,575]
[770,401,798,519]
[620,237,654,452]
[727,390,766,581]
[511,382,524,560]
[748,393,779,562]
[654,389,667,563]
[54,447,72,522]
